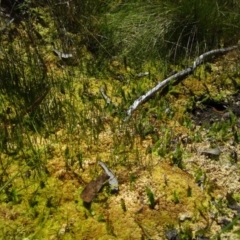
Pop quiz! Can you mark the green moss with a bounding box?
[0,1,239,239]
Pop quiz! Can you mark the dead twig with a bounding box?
[100,87,113,105]
[22,88,50,117]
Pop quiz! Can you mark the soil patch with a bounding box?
[189,93,240,127]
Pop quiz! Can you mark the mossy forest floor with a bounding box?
[0,5,240,240]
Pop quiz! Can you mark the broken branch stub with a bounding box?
[98,161,119,192]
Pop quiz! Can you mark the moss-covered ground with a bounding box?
[0,4,240,240]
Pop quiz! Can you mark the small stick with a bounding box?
[0,18,14,32]
[22,88,50,117]
[100,87,113,105]
[53,49,73,59]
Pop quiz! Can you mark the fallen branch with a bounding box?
[125,45,239,120]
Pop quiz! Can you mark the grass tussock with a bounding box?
[103,0,240,63]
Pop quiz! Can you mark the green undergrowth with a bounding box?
[0,0,240,239]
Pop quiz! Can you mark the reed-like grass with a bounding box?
[102,0,240,64]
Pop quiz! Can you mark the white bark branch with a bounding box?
[125,45,238,120]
